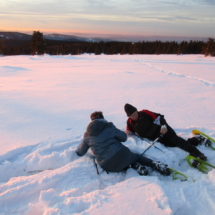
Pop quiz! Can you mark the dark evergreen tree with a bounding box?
[0,36,3,55]
[86,43,95,54]
[98,41,105,54]
[30,31,46,55]
[155,41,162,54]
[94,45,101,55]
[128,43,134,54]
[120,43,131,54]
[204,38,215,56]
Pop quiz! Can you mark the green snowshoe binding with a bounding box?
[186,155,215,174]
[192,130,215,150]
[169,168,189,181]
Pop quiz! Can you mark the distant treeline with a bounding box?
[46,40,205,55]
[1,35,215,56]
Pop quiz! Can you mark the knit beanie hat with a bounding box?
[124,104,137,117]
[90,111,104,120]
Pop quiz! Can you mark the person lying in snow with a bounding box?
[124,103,207,161]
[76,111,171,176]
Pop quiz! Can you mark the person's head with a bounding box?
[124,103,138,121]
[90,111,104,121]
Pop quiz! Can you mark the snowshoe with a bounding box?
[186,155,215,173]
[194,135,212,147]
[132,162,148,176]
[169,168,190,181]
[153,161,171,176]
[192,130,215,150]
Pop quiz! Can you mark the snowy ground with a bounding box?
[0,54,215,215]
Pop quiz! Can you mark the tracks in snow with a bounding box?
[136,60,215,87]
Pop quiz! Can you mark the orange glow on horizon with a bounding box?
[0,27,117,36]
[0,27,153,38]
[0,27,88,34]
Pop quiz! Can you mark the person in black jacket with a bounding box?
[124,103,207,161]
[76,111,171,176]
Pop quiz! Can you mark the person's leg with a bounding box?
[188,136,212,147]
[137,155,155,168]
[187,137,199,146]
[135,155,171,176]
[131,162,149,175]
[159,135,177,147]
[163,124,205,159]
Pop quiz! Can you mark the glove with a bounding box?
[160,125,168,135]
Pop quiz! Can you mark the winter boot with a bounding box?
[190,150,207,162]
[194,135,212,147]
[197,153,207,161]
[131,162,148,176]
[191,159,202,168]
[189,152,207,168]
[152,161,171,176]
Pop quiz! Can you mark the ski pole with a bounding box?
[93,157,99,175]
[139,136,162,156]
[139,136,164,153]
[88,154,100,175]
[135,134,164,153]
[133,135,162,164]
[152,145,164,153]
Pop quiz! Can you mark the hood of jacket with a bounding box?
[86,119,107,136]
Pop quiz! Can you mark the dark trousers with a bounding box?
[159,123,201,157]
[137,155,156,168]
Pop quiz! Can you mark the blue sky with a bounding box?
[0,0,215,38]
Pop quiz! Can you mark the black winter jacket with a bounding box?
[126,110,166,140]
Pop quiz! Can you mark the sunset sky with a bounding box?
[0,0,215,38]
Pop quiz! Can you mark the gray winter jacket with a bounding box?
[76,119,137,172]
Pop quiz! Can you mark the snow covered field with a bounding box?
[0,54,215,215]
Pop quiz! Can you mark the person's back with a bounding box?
[77,118,127,167]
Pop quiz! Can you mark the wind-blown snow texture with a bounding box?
[0,54,215,215]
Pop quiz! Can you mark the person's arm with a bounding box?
[159,116,167,125]
[76,135,90,156]
[142,109,166,125]
[141,110,160,120]
[142,109,168,134]
[112,123,127,142]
